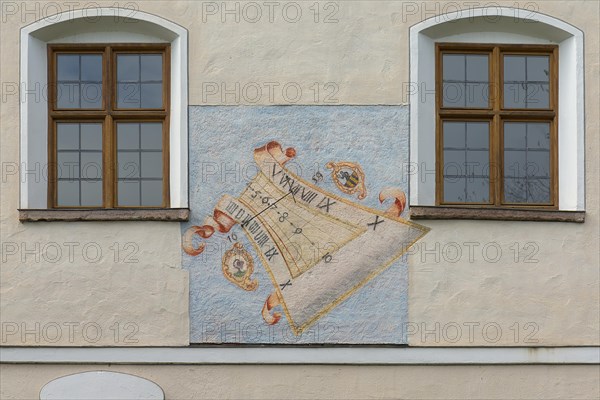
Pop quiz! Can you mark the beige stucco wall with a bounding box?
[1,0,598,347]
[1,363,599,399]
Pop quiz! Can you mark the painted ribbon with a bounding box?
[261,292,282,325]
[378,187,407,217]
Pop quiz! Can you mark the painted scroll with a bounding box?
[184,141,429,335]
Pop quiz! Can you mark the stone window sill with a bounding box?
[18,208,190,222]
[409,206,585,223]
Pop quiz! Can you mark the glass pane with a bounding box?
[57,181,80,206]
[57,83,80,108]
[118,181,140,206]
[466,82,488,108]
[527,179,550,203]
[57,124,79,150]
[527,56,550,82]
[504,178,527,203]
[504,56,526,81]
[80,83,102,108]
[80,55,102,81]
[504,122,527,149]
[141,153,163,178]
[118,152,140,179]
[526,83,549,108]
[443,150,465,176]
[80,123,102,150]
[140,83,163,108]
[527,123,550,149]
[57,55,79,81]
[444,177,466,203]
[443,82,465,107]
[443,54,464,81]
[504,150,526,178]
[466,150,489,177]
[141,123,162,149]
[466,122,489,149]
[81,181,103,206]
[117,83,141,108]
[503,122,552,204]
[117,55,140,82]
[118,124,140,149]
[443,122,465,149]
[141,55,162,81]
[527,151,550,178]
[141,181,163,206]
[466,178,489,203]
[57,153,79,179]
[466,55,488,82]
[504,55,551,109]
[80,152,102,179]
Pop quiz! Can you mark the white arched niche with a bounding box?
[409,7,585,211]
[40,371,164,400]
[20,8,188,209]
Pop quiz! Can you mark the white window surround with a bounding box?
[20,7,188,209]
[409,7,585,211]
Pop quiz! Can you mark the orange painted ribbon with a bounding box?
[261,292,282,325]
[182,209,237,256]
[379,188,407,217]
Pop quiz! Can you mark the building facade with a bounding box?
[1,0,598,398]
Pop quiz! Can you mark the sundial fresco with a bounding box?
[183,141,429,336]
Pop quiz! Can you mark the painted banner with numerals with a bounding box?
[183,141,428,335]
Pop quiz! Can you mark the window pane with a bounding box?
[443,54,464,81]
[141,153,162,178]
[117,83,141,108]
[141,181,163,206]
[466,122,489,149]
[81,152,102,179]
[117,53,163,109]
[526,83,549,108]
[466,83,488,108]
[443,53,488,108]
[57,83,80,108]
[117,55,140,82]
[504,122,552,204]
[57,181,80,206]
[118,181,141,206]
[466,55,488,82]
[504,55,550,108]
[466,178,489,203]
[527,56,550,82]
[442,82,465,107]
[527,179,550,203]
[80,55,102,81]
[80,83,102,108]
[57,55,79,81]
[118,124,140,149]
[140,83,163,108]
[444,177,466,203]
[443,121,489,203]
[443,122,465,148]
[58,153,79,179]
[118,152,140,179]
[80,123,102,150]
[57,123,79,150]
[81,181,103,206]
[56,54,102,109]
[141,54,162,81]
[141,123,162,149]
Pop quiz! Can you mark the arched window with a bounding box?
[20,8,188,220]
[408,7,585,221]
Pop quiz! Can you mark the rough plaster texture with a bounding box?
[2,364,600,400]
[0,0,598,349]
[184,105,413,344]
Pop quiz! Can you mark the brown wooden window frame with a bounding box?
[435,43,558,210]
[47,43,171,209]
